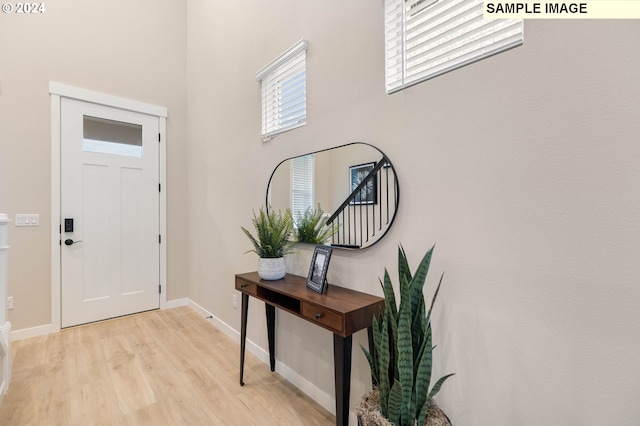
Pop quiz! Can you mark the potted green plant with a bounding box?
[241,207,296,280]
[357,245,454,426]
[294,204,338,244]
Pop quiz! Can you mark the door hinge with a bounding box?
[159,234,161,244]
[159,183,161,192]
[59,224,62,233]
[159,284,162,294]
[158,133,161,142]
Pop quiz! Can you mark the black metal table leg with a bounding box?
[334,334,352,426]
[266,303,276,371]
[240,293,249,386]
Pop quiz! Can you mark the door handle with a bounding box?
[64,239,83,246]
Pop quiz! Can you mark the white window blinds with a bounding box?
[385,0,523,93]
[256,40,307,140]
[291,154,314,221]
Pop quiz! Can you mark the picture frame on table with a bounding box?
[306,245,333,294]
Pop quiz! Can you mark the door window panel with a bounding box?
[82,116,143,157]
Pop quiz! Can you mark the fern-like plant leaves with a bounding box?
[241,226,262,255]
[241,207,295,258]
[294,204,338,244]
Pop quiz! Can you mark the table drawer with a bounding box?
[236,279,258,296]
[302,302,343,333]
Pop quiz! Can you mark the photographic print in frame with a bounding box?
[307,245,333,294]
[349,162,378,205]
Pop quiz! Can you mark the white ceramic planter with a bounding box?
[257,257,286,280]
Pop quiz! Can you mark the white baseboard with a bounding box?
[274,356,336,416]
[10,323,53,341]
[184,298,240,341]
[181,298,336,416]
[11,299,188,340]
[166,298,189,309]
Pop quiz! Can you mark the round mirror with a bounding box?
[266,142,400,249]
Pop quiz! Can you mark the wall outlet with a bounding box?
[233,294,238,309]
[6,296,13,310]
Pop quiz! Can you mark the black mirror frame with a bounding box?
[266,142,400,250]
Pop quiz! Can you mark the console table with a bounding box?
[235,272,384,426]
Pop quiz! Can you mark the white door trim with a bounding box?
[49,82,168,117]
[50,82,168,332]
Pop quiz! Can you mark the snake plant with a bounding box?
[362,245,454,426]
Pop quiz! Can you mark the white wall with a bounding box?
[0,0,189,330]
[186,2,640,425]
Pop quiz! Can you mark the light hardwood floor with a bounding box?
[0,307,335,425]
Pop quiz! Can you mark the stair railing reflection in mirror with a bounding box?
[326,157,398,249]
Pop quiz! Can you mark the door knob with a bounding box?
[64,239,82,246]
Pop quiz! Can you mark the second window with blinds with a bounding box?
[256,40,307,140]
[291,154,314,222]
[385,0,523,93]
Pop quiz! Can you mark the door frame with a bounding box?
[50,82,167,332]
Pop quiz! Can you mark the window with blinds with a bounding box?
[256,40,307,140]
[291,154,314,222]
[385,0,523,94]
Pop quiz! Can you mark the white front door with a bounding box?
[61,98,160,328]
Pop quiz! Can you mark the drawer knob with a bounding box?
[240,284,247,289]
[315,313,323,320]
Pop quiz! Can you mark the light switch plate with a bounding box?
[16,214,39,227]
